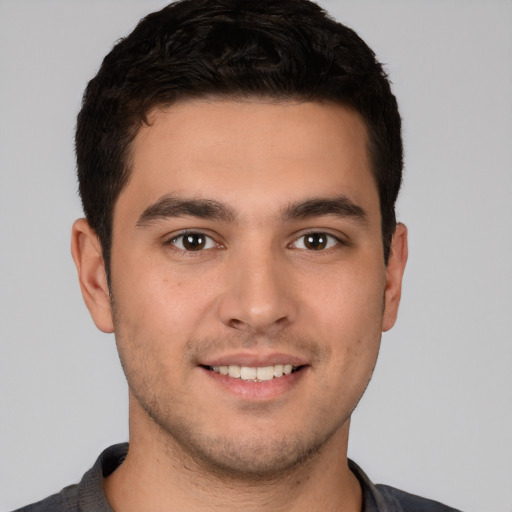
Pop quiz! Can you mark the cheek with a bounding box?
[111,279,190,396]
[113,259,218,335]
[308,259,386,332]
[308,259,385,376]
[110,264,226,394]
[318,296,382,414]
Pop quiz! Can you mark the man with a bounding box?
[14,0,460,510]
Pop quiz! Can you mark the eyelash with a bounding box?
[164,230,344,253]
[289,232,342,251]
[164,231,220,253]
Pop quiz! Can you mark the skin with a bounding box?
[72,99,407,511]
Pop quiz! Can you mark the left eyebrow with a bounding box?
[136,195,236,226]
[281,196,368,223]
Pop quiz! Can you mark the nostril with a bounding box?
[226,316,290,338]
[227,315,289,328]
[228,318,245,330]
[217,281,296,333]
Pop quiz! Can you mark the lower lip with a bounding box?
[200,366,307,400]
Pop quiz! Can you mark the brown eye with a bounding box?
[291,232,340,251]
[169,232,216,251]
[182,233,206,251]
[304,233,328,250]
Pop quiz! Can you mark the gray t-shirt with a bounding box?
[12,443,462,511]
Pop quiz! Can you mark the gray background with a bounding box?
[1,1,511,511]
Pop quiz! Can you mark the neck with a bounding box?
[104,398,362,512]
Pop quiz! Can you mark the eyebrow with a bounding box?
[282,196,367,223]
[136,194,367,227]
[136,196,236,226]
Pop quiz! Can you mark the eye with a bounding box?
[167,232,218,252]
[291,232,340,251]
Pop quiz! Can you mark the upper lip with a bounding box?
[200,352,309,368]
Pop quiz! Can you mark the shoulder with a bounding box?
[11,484,79,512]
[375,484,462,512]
[348,459,462,512]
[10,443,127,512]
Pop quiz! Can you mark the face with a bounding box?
[74,99,407,477]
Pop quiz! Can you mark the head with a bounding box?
[72,0,408,482]
[76,0,402,280]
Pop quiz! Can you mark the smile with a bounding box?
[207,364,299,381]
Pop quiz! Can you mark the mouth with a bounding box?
[201,364,304,382]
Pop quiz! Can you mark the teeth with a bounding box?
[228,365,241,378]
[256,366,274,381]
[274,364,284,377]
[240,366,257,380]
[210,364,298,381]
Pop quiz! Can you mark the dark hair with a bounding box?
[76,0,402,276]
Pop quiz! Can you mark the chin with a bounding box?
[157,417,337,481]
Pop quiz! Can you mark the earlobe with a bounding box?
[71,218,114,333]
[382,222,408,332]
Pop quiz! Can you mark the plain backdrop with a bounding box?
[1,1,511,511]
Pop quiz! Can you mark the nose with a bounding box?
[217,246,298,335]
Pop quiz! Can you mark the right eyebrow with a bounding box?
[136,195,236,227]
[281,195,368,224]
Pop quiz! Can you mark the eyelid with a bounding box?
[291,232,340,249]
[161,228,348,252]
[163,229,221,252]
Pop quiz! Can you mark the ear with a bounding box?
[382,222,408,332]
[71,218,114,333]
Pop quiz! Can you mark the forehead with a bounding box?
[118,99,378,222]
